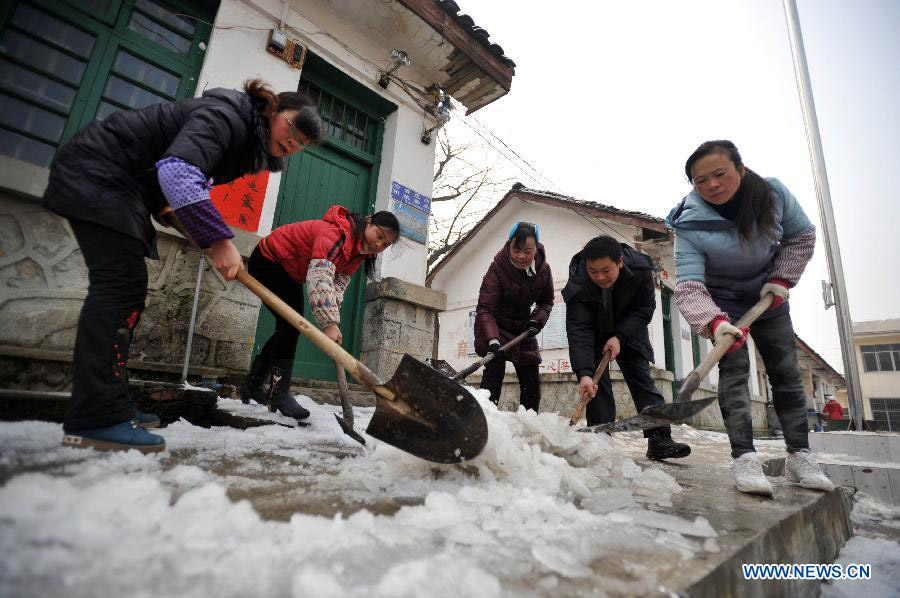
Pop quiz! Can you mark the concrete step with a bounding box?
[808,431,900,464]
[618,435,853,597]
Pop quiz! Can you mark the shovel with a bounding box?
[450,330,531,381]
[158,208,487,463]
[333,363,366,446]
[568,349,613,426]
[580,293,775,434]
[238,271,487,463]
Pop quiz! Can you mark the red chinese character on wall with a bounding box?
[457,341,467,358]
[210,171,269,232]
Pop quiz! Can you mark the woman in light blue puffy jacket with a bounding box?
[666,140,833,497]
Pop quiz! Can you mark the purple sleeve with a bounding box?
[156,157,233,248]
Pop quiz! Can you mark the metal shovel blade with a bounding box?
[580,397,716,434]
[365,354,488,464]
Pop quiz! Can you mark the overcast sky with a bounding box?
[452,0,900,374]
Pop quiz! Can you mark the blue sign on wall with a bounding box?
[391,201,428,244]
[391,180,431,213]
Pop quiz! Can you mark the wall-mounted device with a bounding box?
[267,29,307,69]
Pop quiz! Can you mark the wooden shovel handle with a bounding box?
[569,349,613,426]
[676,293,774,403]
[236,269,394,399]
[453,330,531,381]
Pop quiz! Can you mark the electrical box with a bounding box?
[266,29,307,69]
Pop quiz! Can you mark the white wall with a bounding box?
[196,0,440,284]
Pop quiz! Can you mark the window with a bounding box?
[870,398,900,432]
[860,344,900,372]
[299,79,377,154]
[0,0,213,168]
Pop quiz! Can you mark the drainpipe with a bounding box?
[782,0,865,430]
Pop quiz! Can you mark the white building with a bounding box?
[0,0,516,387]
[852,318,900,431]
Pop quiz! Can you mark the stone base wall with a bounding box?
[0,192,262,390]
[359,277,446,382]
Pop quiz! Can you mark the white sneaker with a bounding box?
[785,449,835,491]
[733,452,774,496]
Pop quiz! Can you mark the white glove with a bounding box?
[760,281,789,303]
[712,320,744,344]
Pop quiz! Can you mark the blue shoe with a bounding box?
[62,420,165,454]
[134,408,161,429]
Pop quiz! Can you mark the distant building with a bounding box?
[852,319,900,431]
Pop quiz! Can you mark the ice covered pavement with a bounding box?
[0,389,729,597]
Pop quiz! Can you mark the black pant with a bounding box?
[65,219,148,431]
[717,312,809,458]
[586,345,667,437]
[248,247,305,361]
[480,356,541,412]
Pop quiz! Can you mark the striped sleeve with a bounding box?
[674,280,728,338]
[306,259,341,327]
[770,225,815,286]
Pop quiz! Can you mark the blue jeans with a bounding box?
[717,312,809,458]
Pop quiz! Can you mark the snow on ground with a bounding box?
[0,390,719,598]
[820,492,900,598]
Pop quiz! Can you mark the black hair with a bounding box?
[684,140,774,242]
[243,78,325,145]
[582,235,622,262]
[350,210,401,280]
[510,222,539,250]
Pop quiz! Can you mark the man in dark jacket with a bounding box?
[563,235,691,460]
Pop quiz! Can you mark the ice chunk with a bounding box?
[531,544,592,578]
[581,488,635,514]
[612,508,717,538]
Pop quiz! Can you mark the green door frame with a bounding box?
[253,53,396,381]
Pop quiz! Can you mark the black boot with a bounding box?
[646,428,691,461]
[266,359,310,420]
[240,354,271,405]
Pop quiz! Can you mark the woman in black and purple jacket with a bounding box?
[43,79,324,453]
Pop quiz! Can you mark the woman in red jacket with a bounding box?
[474,222,554,412]
[241,206,400,418]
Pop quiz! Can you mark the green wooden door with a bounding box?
[252,54,395,381]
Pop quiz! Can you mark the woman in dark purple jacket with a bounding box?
[474,222,554,411]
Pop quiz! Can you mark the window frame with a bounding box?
[0,0,214,166]
[860,343,898,373]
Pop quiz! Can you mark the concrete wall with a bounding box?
[0,188,260,387]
